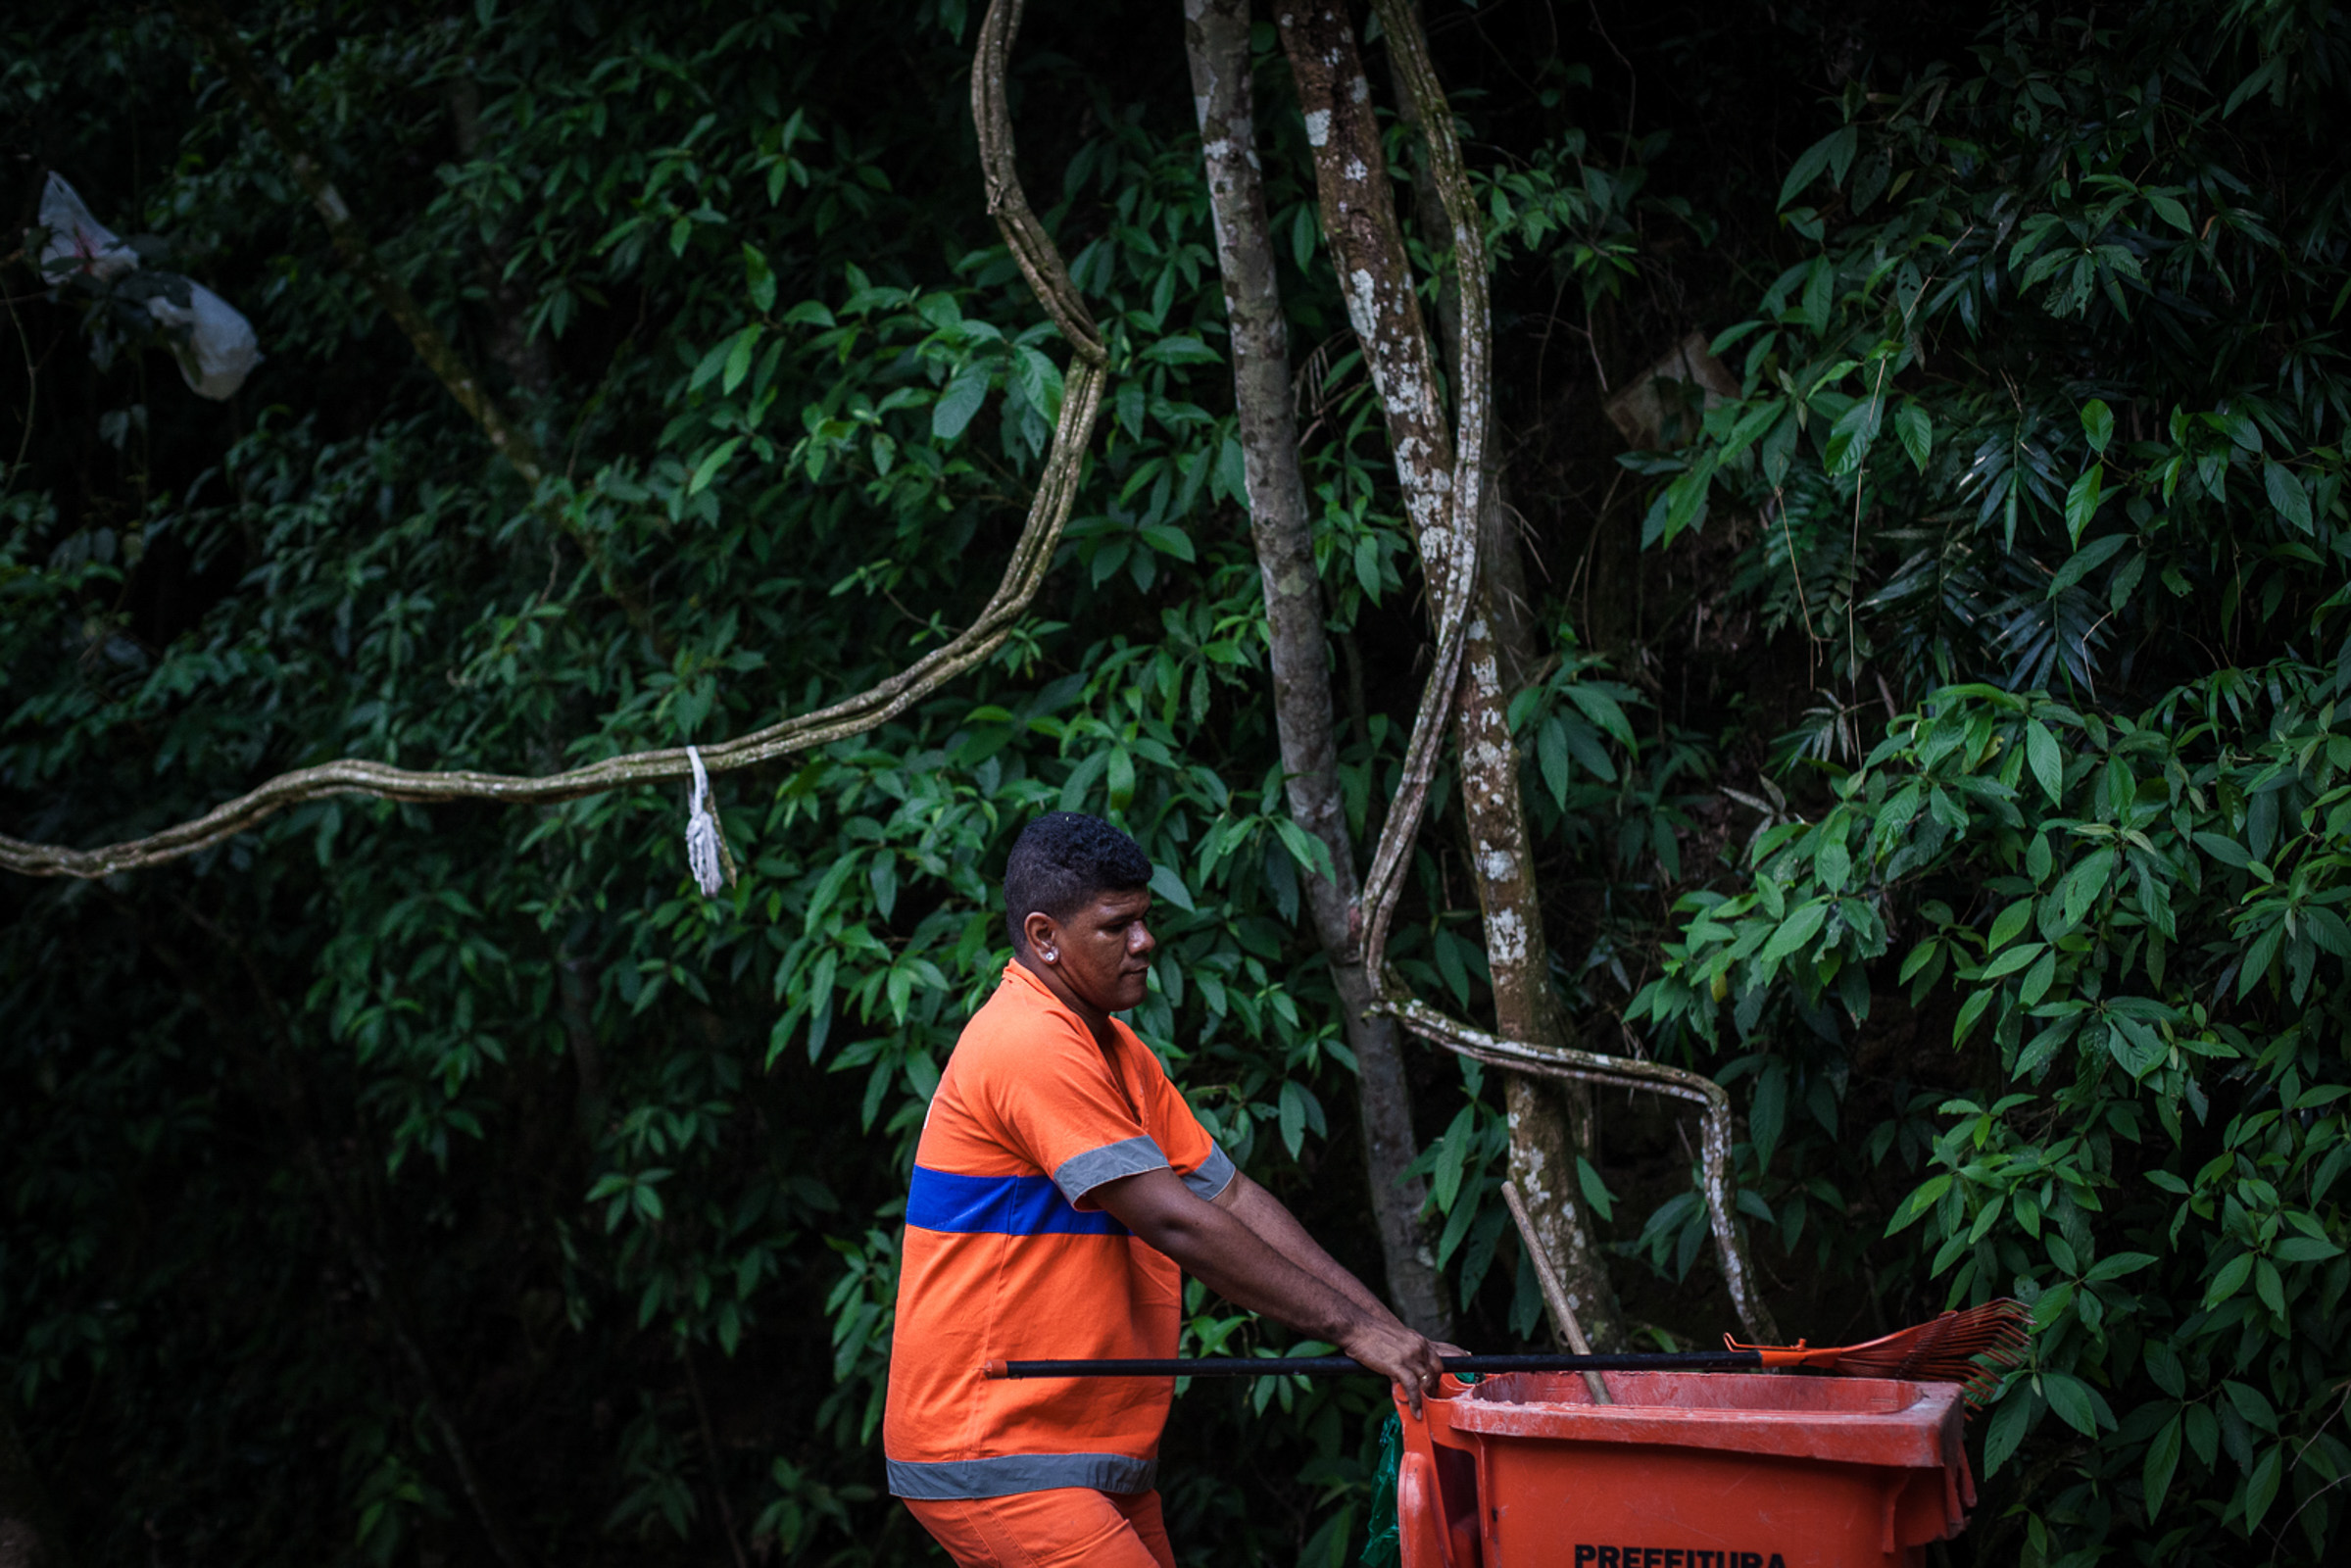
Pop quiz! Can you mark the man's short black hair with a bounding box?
[1004,811,1152,951]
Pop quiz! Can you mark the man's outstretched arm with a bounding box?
[1091,1166,1447,1413]
[1212,1171,1396,1322]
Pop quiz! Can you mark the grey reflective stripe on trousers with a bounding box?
[1053,1136,1167,1203]
[887,1452,1158,1498]
[1183,1142,1237,1202]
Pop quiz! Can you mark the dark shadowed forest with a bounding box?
[3,1,2347,1564]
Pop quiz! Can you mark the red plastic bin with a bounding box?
[1393,1370,1979,1568]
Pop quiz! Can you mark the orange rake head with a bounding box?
[1726,1298,2033,1408]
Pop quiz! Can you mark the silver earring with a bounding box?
[1044,949,1057,961]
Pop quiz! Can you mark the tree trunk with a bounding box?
[1382,10,1542,680]
[1185,0,1450,1338]
[1277,0,1625,1348]
[1378,2,1620,1347]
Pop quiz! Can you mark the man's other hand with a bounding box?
[1337,1317,1447,1418]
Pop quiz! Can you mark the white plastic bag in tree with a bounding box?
[36,173,137,281]
[32,172,262,399]
[143,283,262,400]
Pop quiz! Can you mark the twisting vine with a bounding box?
[1344,0,1778,1343]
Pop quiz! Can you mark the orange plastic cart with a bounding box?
[1393,1370,1979,1568]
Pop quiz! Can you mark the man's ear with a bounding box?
[1022,909,1061,961]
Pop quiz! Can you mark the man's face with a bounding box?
[1033,889,1155,1015]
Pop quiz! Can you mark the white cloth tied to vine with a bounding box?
[684,746,729,898]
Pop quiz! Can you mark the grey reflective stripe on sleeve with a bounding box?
[1052,1135,1168,1203]
[1183,1142,1237,1202]
[887,1452,1158,1498]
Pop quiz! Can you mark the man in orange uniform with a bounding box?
[886,812,1447,1566]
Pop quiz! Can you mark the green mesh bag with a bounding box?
[1359,1414,1403,1568]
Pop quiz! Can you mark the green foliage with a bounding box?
[1620,6,2351,1558]
[1634,672,2351,1556]
[1651,2,2351,708]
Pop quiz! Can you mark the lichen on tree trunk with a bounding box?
[1276,0,1626,1349]
[1185,0,1449,1338]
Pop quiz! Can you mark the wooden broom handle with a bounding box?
[1501,1181,1613,1405]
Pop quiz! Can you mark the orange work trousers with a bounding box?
[903,1487,1176,1568]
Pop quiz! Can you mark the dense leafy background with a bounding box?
[3,2,2344,1566]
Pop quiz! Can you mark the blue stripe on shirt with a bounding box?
[906,1165,1132,1236]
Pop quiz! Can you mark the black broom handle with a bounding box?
[986,1350,1763,1379]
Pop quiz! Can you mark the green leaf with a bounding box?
[688,436,743,495]
[1560,719,1617,781]
[1148,862,1196,913]
[690,335,734,392]
[2041,1371,2100,1436]
[1981,941,2045,980]
[1010,344,1063,419]
[2064,462,2105,547]
[1140,334,1220,366]
[2144,1340,2185,1398]
[1952,986,1995,1048]
[2224,1379,2278,1434]
[2264,459,2314,532]
[1649,456,1719,548]
[1537,719,1571,808]
[1561,683,1638,747]
[2254,1255,2286,1319]
[2203,1250,2253,1307]
[1988,897,2035,952]
[1105,747,1135,810]
[1886,1173,1951,1236]
[1777,127,1843,210]
[2026,720,2065,803]
[1825,395,1882,477]
[1270,816,1337,884]
[2144,1413,2182,1520]
[1575,1155,1616,1222]
[2108,1014,2167,1079]
[2081,398,2114,456]
[931,365,989,440]
[1214,435,1246,504]
[2184,1401,2220,1465]
[2244,1444,2284,1533]
[2048,533,2129,599]
[1278,1079,1307,1157]
[743,244,776,313]
[1894,401,1932,472]
[2192,831,2252,869]
[722,323,763,394]
[1137,522,1197,563]
[2060,848,2115,926]
[1983,1390,2032,1477]
[1759,901,1829,970]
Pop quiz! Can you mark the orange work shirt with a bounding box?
[883,959,1235,1500]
